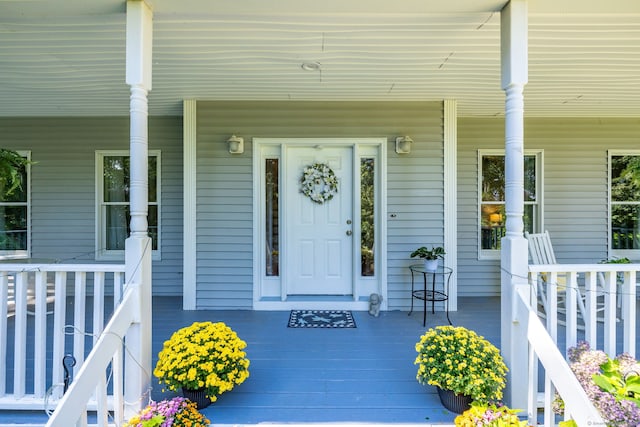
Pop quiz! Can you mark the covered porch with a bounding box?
[3,294,639,426]
[2,0,640,425]
[1,285,639,426]
[4,296,493,426]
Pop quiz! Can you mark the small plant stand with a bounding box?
[408,264,453,326]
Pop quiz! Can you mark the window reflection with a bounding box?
[103,155,158,251]
[265,159,279,276]
[611,155,640,249]
[480,154,537,250]
[361,158,374,276]
[0,162,27,252]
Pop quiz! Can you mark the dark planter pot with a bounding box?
[182,387,212,409]
[436,387,472,414]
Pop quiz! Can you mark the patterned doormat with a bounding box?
[288,310,356,328]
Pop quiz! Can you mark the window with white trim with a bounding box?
[96,151,160,259]
[609,152,640,256]
[0,151,30,259]
[478,150,542,258]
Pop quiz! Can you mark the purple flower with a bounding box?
[558,341,640,425]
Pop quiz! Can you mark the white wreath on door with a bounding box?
[300,163,338,204]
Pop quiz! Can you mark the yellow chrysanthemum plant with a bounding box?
[153,321,250,404]
[414,326,508,402]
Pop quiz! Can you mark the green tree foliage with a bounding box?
[0,149,31,197]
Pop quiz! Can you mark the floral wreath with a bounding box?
[300,163,338,204]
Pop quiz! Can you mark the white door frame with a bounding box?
[252,138,387,310]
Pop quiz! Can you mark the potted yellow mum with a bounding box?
[153,321,250,409]
[415,326,508,413]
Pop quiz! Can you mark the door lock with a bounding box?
[346,219,352,225]
[346,230,352,236]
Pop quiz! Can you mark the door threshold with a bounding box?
[254,297,370,311]
[286,295,354,302]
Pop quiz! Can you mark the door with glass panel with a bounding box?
[259,139,382,304]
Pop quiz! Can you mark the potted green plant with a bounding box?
[410,246,445,271]
[414,325,508,413]
[153,321,250,409]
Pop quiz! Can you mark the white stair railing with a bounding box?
[0,263,125,410]
[513,284,605,426]
[45,283,140,427]
[523,262,639,425]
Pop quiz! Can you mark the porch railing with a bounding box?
[0,263,125,411]
[523,262,639,425]
[529,263,638,358]
[513,284,604,426]
[45,283,140,427]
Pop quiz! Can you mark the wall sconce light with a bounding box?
[227,135,244,154]
[395,136,413,154]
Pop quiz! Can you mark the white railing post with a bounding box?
[622,271,636,357]
[124,0,153,419]
[0,273,7,397]
[14,272,27,398]
[51,271,67,401]
[500,0,529,410]
[34,271,47,398]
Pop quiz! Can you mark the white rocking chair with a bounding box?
[525,230,589,320]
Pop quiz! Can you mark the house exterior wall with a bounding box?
[6,112,635,303]
[458,117,640,296]
[0,116,184,295]
[195,101,445,309]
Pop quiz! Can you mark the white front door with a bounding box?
[285,146,353,295]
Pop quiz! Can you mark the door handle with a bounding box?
[346,230,352,236]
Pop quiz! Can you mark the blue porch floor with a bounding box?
[2,295,638,426]
[148,297,500,426]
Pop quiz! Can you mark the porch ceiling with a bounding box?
[1,0,639,118]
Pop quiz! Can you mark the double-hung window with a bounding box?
[96,151,160,260]
[479,150,542,259]
[609,151,640,257]
[0,151,30,259]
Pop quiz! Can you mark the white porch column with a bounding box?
[183,100,197,310]
[499,0,529,409]
[124,0,153,418]
[443,100,458,311]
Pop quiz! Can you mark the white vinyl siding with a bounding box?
[196,101,444,310]
[0,117,183,296]
[458,118,639,296]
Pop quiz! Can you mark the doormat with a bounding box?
[288,310,356,328]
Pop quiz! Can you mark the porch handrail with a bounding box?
[45,283,140,427]
[528,262,638,358]
[0,263,125,410]
[513,284,605,426]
